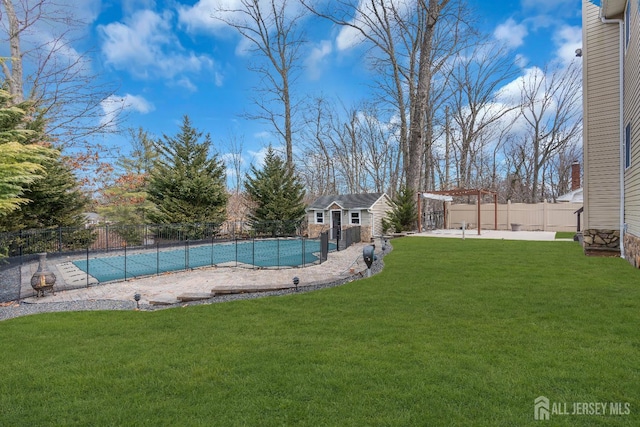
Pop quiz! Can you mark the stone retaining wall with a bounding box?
[624,232,640,268]
[308,223,328,239]
[582,229,620,256]
[307,224,373,242]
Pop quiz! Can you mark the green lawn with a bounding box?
[555,231,577,239]
[1,237,639,426]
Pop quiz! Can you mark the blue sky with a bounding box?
[44,0,583,172]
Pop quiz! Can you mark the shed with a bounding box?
[307,193,393,242]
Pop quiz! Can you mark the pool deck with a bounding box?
[21,243,371,306]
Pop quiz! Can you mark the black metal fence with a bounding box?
[343,226,361,249]
[0,222,362,303]
[320,226,361,255]
[0,220,307,258]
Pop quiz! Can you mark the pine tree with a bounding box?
[0,158,88,231]
[382,186,417,233]
[0,86,91,255]
[244,146,306,236]
[0,88,54,215]
[98,128,157,228]
[147,116,227,226]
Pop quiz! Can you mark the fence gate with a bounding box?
[320,231,329,263]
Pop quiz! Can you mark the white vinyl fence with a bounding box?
[446,201,582,232]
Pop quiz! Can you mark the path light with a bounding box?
[293,276,299,291]
[134,293,141,310]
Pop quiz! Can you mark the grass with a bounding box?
[1,237,639,426]
[555,231,577,239]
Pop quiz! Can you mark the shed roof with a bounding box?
[557,188,583,203]
[308,193,387,210]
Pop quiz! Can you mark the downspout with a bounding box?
[599,7,625,258]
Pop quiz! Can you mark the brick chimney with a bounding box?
[571,161,581,191]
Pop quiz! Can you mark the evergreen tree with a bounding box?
[0,157,88,231]
[147,116,227,226]
[244,146,306,236]
[0,88,53,215]
[382,186,417,233]
[98,128,157,227]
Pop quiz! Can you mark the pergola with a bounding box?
[417,189,498,235]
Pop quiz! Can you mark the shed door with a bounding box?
[331,210,342,239]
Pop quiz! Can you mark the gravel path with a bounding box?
[0,242,391,321]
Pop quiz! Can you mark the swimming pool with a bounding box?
[72,238,333,283]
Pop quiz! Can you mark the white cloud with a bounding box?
[99,9,214,79]
[179,0,307,35]
[494,18,528,49]
[514,53,529,68]
[305,40,333,80]
[248,144,286,167]
[214,72,225,87]
[336,26,365,51]
[553,25,582,67]
[234,36,254,57]
[176,77,197,92]
[253,131,271,140]
[178,0,228,34]
[100,94,155,129]
[496,66,543,106]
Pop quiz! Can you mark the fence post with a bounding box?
[58,226,63,252]
[277,238,280,269]
[252,237,255,268]
[185,240,189,270]
[106,224,109,252]
[156,242,160,276]
[302,238,305,268]
[86,246,90,288]
[543,200,548,231]
[124,242,127,281]
[235,237,238,267]
[506,200,511,230]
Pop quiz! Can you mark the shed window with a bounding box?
[350,211,361,225]
[316,212,324,224]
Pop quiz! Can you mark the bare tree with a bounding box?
[405,0,453,194]
[446,40,520,188]
[509,62,583,202]
[214,0,307,169]
[299,95,337,196]
[224,130,245,194]
[357,102,398,193]
[1,0,122,147]
[304,0,474,201]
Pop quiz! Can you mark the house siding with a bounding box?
[370,195,392,238]
[624,0,640,235]
[583,0,623,242]
[622,0,640,264]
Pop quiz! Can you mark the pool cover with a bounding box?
[72,238,332,283]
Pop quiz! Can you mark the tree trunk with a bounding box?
[2,0,24,103]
